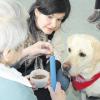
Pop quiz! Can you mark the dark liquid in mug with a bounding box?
[32,75,46,79]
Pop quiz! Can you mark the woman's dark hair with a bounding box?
[28,0,71,40]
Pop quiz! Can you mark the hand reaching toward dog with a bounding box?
[22,41,53,58]
[1,41,53,65]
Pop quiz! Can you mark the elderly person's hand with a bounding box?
[0,41,53,65]
[48,82,66,100]
[22,41,53,57]
[25,72,50,90]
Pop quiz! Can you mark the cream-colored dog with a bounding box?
[63,34,100,99]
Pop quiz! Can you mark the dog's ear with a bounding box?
[92,39,100,62]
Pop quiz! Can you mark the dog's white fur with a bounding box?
[0,0,29,65]
[64,34,100,98]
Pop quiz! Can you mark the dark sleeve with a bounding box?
[12,56,35,76]
[95,0,100,9]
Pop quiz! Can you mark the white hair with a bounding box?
[0,0,29,52]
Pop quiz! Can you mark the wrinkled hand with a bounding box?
[23,41,53,57]
[34,41,53,54]
[48,82,66,100]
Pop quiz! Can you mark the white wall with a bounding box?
[18,0,35,11]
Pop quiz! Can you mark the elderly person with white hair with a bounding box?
[0,0,51,100]
[0,0,66,100]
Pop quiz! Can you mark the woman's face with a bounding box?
[35,9,65,35]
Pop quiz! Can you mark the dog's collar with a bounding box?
[71,72,100,91]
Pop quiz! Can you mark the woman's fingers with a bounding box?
[48,82,66,100]
[38,41,53,54]
[55,82,61,91]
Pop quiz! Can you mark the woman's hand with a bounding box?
[48,82,66,100]
[22,41,53,58]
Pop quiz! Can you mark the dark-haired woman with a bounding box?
[14,0,71,100]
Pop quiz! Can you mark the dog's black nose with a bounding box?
[63,62,71,72]
[62,62,71,77]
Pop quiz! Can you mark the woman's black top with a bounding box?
[14,55,61,100]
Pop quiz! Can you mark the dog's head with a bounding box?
[63,34,100,77]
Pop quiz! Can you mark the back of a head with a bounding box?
[0,0,29,52]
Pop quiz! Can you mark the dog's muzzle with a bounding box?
[62,62,71,77]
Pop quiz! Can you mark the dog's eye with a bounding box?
[68,48,71,52]
[79,52,86,57]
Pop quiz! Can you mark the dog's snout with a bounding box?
[63,62,71,72]
[62,62,71,77]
